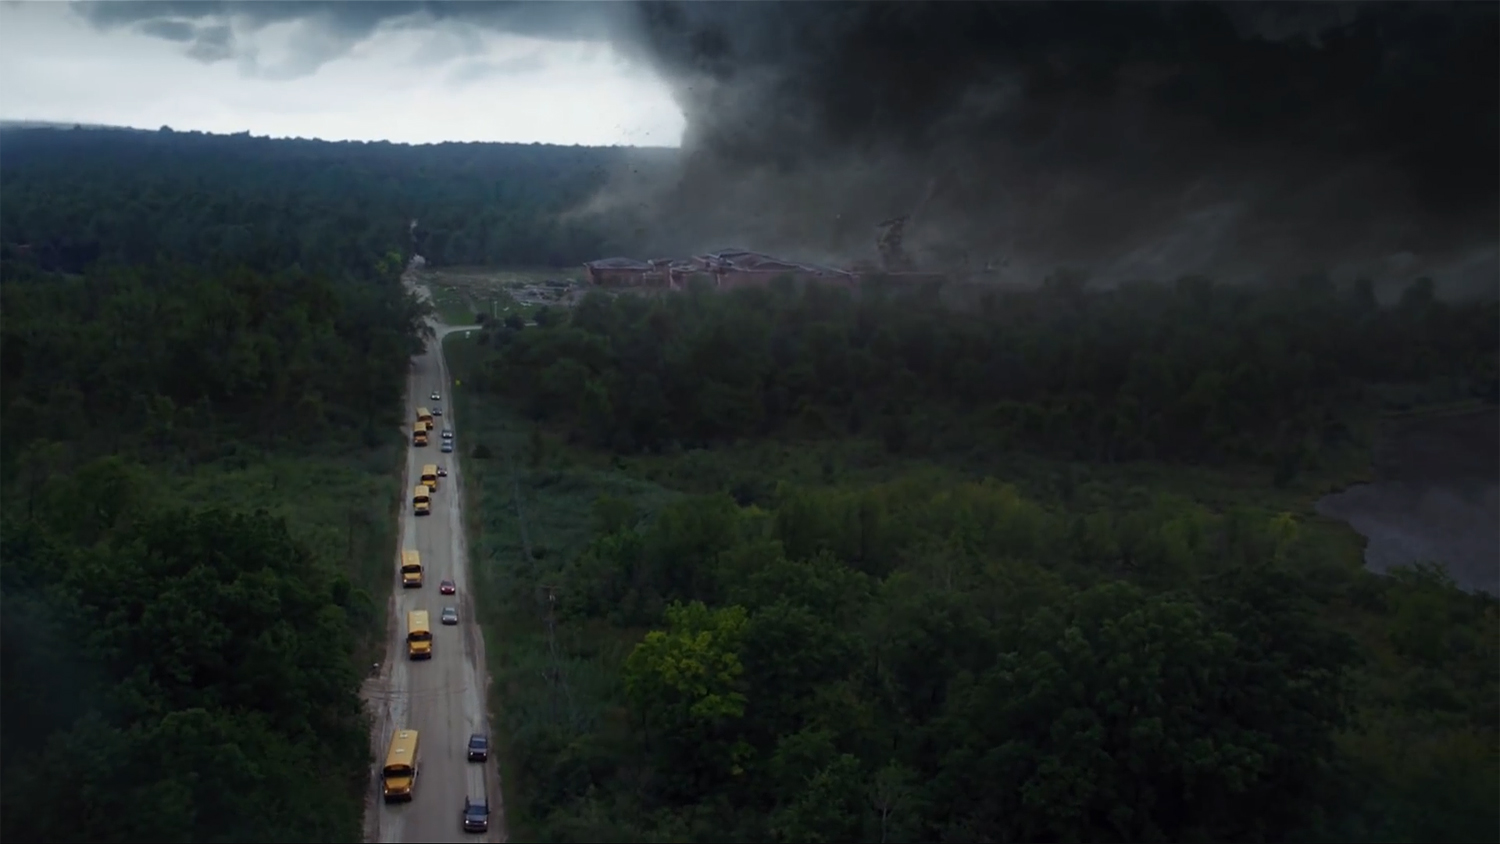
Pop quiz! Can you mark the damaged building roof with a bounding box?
[695,249,853,277]
[584,249,862,283]
[584,257,654,271]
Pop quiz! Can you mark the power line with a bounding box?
[502,429,574,728]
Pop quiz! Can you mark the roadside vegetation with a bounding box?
[0,130,447,841]
[448,275,1498,843]
[0,258,425,842]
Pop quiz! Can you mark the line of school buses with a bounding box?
[380,399,491,834]
[412,405,436,515]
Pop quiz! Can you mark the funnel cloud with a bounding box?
[79,1,1500,294]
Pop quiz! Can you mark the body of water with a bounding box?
[1316,407,1498,595]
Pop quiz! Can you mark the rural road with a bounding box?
[365,274,499,842]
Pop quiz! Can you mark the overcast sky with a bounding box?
[0,1,685,146]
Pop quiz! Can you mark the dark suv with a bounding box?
[463,797,489,833]
[467,733,489,762]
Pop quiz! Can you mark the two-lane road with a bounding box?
[367,298,499,842]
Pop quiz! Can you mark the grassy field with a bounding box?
[416,266,588,325]
[143,431,406,664]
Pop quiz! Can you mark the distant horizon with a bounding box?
[0,119,680,150]
[1,3,686,147]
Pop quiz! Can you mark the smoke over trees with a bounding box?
[612,1,1498,292]
[84,0,1500,294]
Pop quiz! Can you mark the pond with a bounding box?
[1316,407,1498,595]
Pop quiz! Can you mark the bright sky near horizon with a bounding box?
[0,1,686,146]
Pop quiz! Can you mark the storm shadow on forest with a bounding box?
[81,0,1500,297]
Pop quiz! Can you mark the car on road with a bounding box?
[463,796,489,833]
[437,465,448,477]
[442,428,454,439]
[440,579,456,595]
[441,441,454,453]
[467,733,489,762]
[441,606,459,626]
[433,406,443,416]
[430,391,441,401]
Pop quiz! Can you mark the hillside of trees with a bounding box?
[0,128,439,841]
[455,276,1498,842]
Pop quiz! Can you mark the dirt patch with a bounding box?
[1317,407,1499,594]
[413,267,589,322]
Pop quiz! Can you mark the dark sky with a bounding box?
[616,1,1498,292]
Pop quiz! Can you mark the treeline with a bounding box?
[471,273,1498,478]
[0,126,637,273]
[0,258,426,468]
[498,480,1496,842]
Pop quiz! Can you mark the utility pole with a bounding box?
[538,583,567,724]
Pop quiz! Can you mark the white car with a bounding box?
[430,391,441,401]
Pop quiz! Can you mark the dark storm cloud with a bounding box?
[76,0,1500,293]
[605,1,1498,294]
[72,1,625,74]
[137,18,193,42]
[184,24,233,63]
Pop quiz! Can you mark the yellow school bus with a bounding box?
[412,421,429,447]
[400,549,423,588]
[412,485,430,516]
[407,610,433,660]
[421,464,438,492]
[382,729,420,802]
[416,406,433,428]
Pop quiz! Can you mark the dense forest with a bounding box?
[0,125,636,273]
[475,275,1496,479]
[0,128,440,841]
[2,124,1497,843]
[456,276,1499,842]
